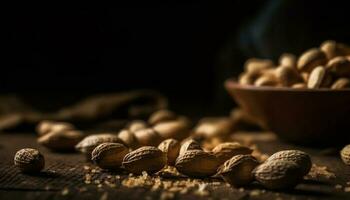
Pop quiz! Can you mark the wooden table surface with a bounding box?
[0,132,349,200]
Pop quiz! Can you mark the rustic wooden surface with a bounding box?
[0,132,349,200]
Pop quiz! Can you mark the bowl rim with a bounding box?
[225,79,350,93]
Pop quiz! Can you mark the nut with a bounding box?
[253,160,303,190]
[307,66,332,88]
[122,146,166,174]
[179,139,202,156]
[212,142,253,165]
[238,72,261,85]
[133,128,162,147]
[275,65,302,86]
[36,121,75,136]
[38,130,84,151]
[217,155,259,186]
[193,117,233,139]
[117,129,138,149]
[75,133,122,158]
[331,78,350,89]
[91,142,129,170]
[279,53,296,68]
[148,110,177,125]
[326,56,350,77]
[244,58,274,74]
[340,144,350,165]
[175,150,220,178]
[153,117,190,140]
[14,148,45,173]
[297,48,327,72]
[158,139,180,165]
[321,40,350,59]
[254,74,280,87]
[266,150,312,176]
[127,120,148,133]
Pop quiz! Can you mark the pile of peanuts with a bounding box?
[14,109,317,191]
[238,40,350,89]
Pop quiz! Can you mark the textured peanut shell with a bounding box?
[148,110,177,125]
[38,130,84,151]
[91,142,129,170]
[122,146,166,174]
[212,142,253,165]
[297,48,327,72]
[340,144,350,165]
[179,139,202,156]
[158,139,180,165]
[266,150,312,176]
[253,160,303,190]
[175,150,220,178]
[218,155,259,186]
[75,134,122,155]
[14,148,45,173]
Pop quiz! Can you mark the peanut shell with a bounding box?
[158,138,180,165]
[217,155,259,186]
[148,110,177,125]
[14,148,45,173]
[38,130,84,151]
[297,48,327,72]
[326,56,350,77]
[175,150,220,178]
[244,58,274,74]
[75,134,122,157]
[91,142,129,170]
[266,150,312,176]
[153,117,190,140]
[253,160,303,190]
[331,78,350,89]
[307,66,332,88]
[117,129,138,149]
[212,142,253,165]
[127,120,148,133]
[340,144,350,165]
[134,128,162,147]
[36,121,75,136]
[279,53,296,68]
[179,139,202,156]
[275,65,302,86]
[122,146,166,174]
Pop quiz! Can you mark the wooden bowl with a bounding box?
[225,80,350,146]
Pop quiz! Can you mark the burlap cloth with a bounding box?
[0,90,167,132]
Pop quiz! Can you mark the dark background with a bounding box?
[4,0,350,115]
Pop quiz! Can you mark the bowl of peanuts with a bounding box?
[225,40,350,146]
